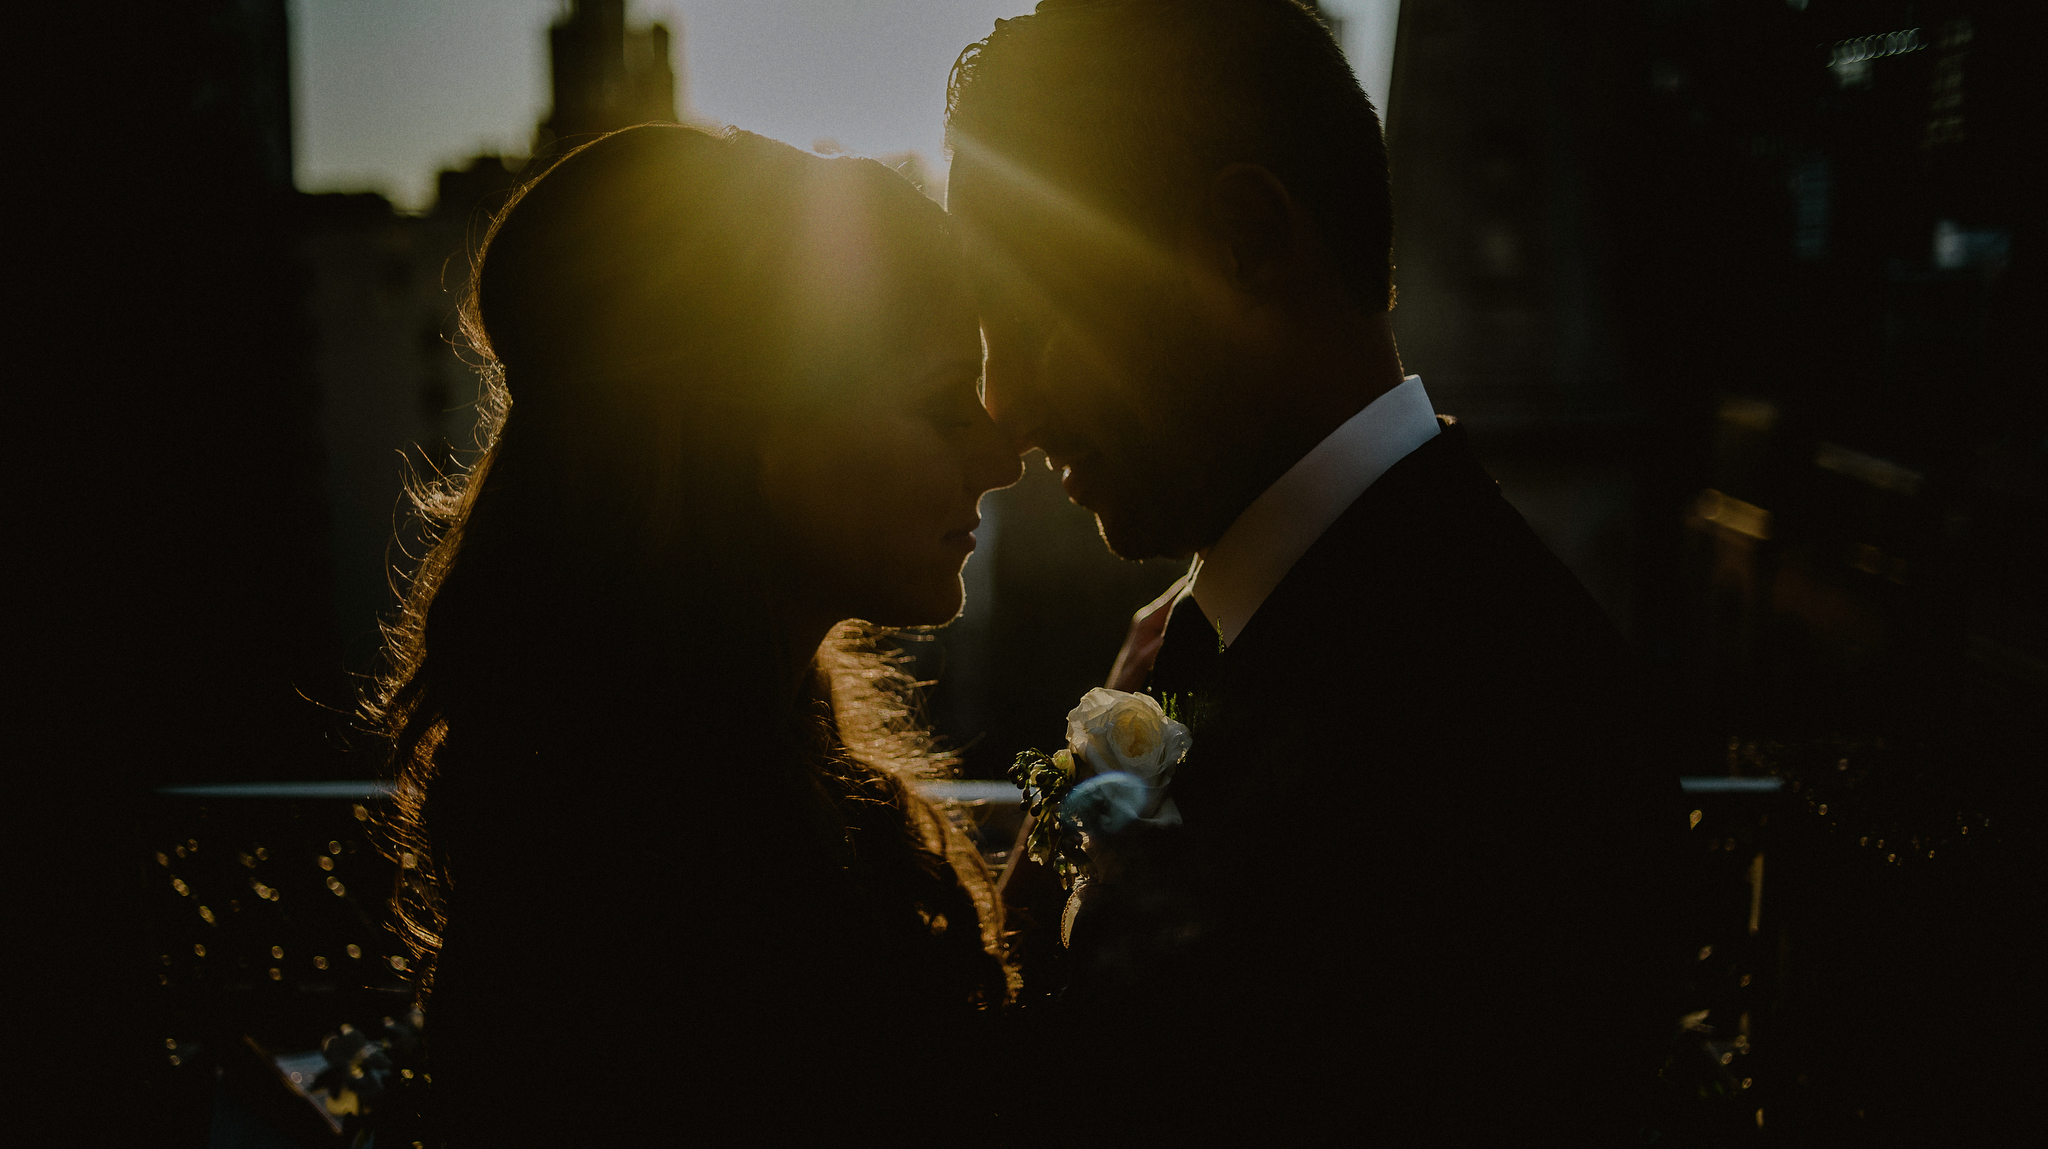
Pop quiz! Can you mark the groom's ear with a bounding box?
[1189,163,1305,300]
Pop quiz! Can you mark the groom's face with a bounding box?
[951,161,1248,561]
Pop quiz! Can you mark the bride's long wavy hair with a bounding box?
[365,125,1013,1025]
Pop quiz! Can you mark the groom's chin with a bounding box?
[1092,506,1188,564]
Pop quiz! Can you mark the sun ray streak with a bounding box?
[945,130,1180,410]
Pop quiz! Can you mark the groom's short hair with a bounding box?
[946,0,1394,309]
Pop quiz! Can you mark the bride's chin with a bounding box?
[888,578,967,630]
[909,594,967,629]
[818,579,965,634]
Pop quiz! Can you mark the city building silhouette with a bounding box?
[536,0,682,158]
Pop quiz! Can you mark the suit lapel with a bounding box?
[1220,418,1478,670]
[1152,420,1482,817]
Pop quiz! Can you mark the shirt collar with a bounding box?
[1188,375,1439,647]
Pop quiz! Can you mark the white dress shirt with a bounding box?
[1186,374,1439,647]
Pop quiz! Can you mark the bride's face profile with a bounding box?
[759,280,1020,630]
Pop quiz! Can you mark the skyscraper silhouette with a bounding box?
[535,0,682,158]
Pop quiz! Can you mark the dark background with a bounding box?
[11,0,2042,1142]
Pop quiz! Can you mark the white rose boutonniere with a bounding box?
[1065,687,1191,817]
[1008,688,1194,892]
[1066,687,1193,788]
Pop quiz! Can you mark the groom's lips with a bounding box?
[1050,451,1101,508]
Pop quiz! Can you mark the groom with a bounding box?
[948,1,1679,1138]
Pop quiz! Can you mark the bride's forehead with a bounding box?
[779,202,959,302]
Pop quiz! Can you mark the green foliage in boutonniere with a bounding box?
[1010,687,1198,895]
[1008,747,1091,889]
[1160,689,1221,733]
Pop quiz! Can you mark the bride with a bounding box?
[367,124,1022,1138]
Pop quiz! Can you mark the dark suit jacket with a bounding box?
[1059,419,1682,1140]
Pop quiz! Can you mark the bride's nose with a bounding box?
[965,406,1024,495]
[980,326,1048,456]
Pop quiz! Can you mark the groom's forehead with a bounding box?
[949,152,1177,295]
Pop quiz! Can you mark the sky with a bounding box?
[291,0,1401,213]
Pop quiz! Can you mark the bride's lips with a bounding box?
[942,518,980,551]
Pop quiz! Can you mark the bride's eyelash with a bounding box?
[922,389,978,432]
